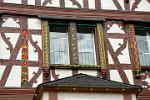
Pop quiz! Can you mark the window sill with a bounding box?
[141,66,150,70]
[49,64,101,70]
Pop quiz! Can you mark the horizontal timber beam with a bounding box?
[0,3,150,22]
[0,88,35,96]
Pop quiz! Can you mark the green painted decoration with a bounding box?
[42,21,50,67]
[129,24,141,78]
[21,30,29,87]
[70,22,78,64]
[97,24,107,68]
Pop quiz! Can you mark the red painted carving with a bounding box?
[0,16,42,87]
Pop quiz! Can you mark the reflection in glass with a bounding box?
[77,26,96,65]
[136,29,150,65]
[50,25,70,64]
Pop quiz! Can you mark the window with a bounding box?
[136,26,150,66]
[49,24,70,64]
[77,26,96,65]
[49,22,98,66]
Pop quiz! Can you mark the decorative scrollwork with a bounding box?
[42,0,52,6]
[131,0,142,11]
[69,0,82,8]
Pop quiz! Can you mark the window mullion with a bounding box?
[96,23,107,68]
[42,20,50,68]
[69,22,79,65]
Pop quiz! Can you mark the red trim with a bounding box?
[0,88,35,95]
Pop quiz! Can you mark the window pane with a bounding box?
[49,25,70,64]
[136,29,150,66]
[77,26,96,65]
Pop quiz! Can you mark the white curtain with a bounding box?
[50,32,69,64]
[77,31,96,65]
[136,34,150,65]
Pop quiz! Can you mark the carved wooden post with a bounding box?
[96,23,107,78]
[69,22,78,65]
[42,20,50,81]
[128,24,141,79]
[21,30,29,87]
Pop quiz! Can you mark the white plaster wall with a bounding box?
[32,35,42,49]
[5,33,20,48]
[88,0,95,9]
[28,35,42,61]
[28,18,41,30]
[108,38,131,64]
[5,66,21,87]
[41,0,60,7]
[78,70,97,76]
[17,48,22,60]
[108,38,123,52]
[0,34,10,59]
[58,93,124,100]
[130,0,136,10]
[101,0,117,10]
[107,24,125,34]
[65,0,83,8]
[28,0,35,5]
[135,0,150,12]
[118,43,131,64]
[107,51,114,64]
[51,69,72,81]
[3,0,21,4]
[117,0,125,10]
[124,70,134,85]
[2,18,20,28]
[132,94,137,100]
[0,65,6,80]
[28,40,38,61]
[46,0,60,7]
[110,70,122,82]
[48,0,60,7]
[28,67,43,87]
[41,92,49,100]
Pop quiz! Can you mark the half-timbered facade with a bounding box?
[0,0,149,100]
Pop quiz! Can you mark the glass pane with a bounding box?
[49,25,70,64]
[136,29,150,66]
[77,26,96,65]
